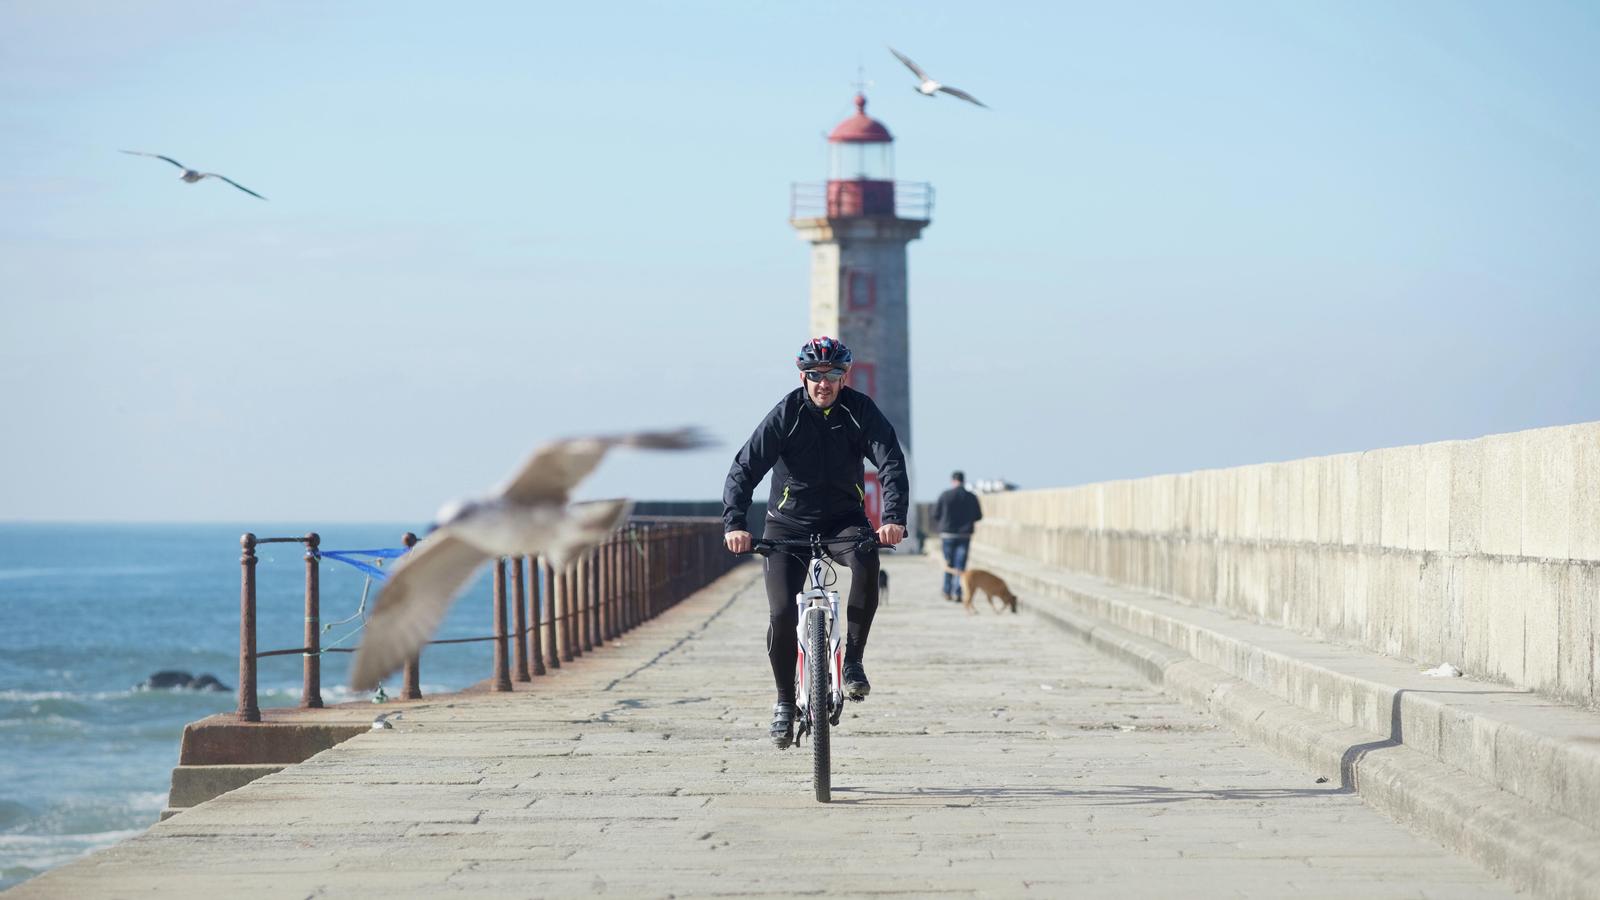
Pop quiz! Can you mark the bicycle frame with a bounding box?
[792,552,843,741]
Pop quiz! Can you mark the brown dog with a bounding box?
[944,567,1018,614]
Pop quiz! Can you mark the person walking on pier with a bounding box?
[722,336,909,749]
[933,471,983,603]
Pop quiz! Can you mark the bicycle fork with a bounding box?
[792,587,843,742]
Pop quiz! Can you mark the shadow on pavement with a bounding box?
[829,782,1344,807]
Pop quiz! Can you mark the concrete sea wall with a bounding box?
[974,422,1600,707]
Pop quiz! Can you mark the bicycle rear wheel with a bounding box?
[808,609,830,803]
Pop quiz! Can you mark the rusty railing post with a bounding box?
[530,556,547,676]
[617,531,630,630]
[600,543,611,643]
[578,553,593,654]
[543,558,561,669]
[512,555,530,682]
[605,538,618,642]
[646,528,658,619]
[560,563,576,663]
[302,532,323,709]
[587,549,601,649]
[400,532,422,699]
[593,544,606,645]
[492,557,513,691]
[238,533,260,722]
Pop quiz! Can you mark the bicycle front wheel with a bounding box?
[808,609,831,803]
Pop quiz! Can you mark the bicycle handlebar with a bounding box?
[739,533,893,559]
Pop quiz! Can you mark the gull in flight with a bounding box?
[889,47,989,109]
[119,150,268,200]
[349,427,713,691]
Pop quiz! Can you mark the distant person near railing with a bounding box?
[933,470,983,604]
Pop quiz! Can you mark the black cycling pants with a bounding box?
[763,517,880,704]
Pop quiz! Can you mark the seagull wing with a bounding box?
[889,47,930,82]
[120,150,186,170]
[937,85,989,108]
[497,427,713,504]
[201,173,268,200]
[349,532,489,691]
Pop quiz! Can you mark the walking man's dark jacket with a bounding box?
[933,485,983,537]
[723,385,908,533]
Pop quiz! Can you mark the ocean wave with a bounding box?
[0,564,192,581]
[0,827,147,873]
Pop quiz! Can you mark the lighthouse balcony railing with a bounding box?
[790,181,934,221]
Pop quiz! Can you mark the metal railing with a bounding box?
[234,519,737,722]
[789,181,934,221]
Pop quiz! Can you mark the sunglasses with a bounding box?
[804,368,847,383]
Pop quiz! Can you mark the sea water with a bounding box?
[0,523,507,889]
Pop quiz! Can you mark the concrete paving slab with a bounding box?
[10,560,1513,899]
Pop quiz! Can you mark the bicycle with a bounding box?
[747,533,888,803]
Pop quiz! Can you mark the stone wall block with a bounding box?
[1268,463,1290,544]
[1522,561,1561,695]
[1316,456,1341,545]
[1460,556,1492,676]
[1421,440,1452,553]
[1479,433,1523,558]
[1350,553,1372,646]
[1297,458,1320,544]
[1291,545,1319,633]
[1416,554,1445,666]
[1570,422,1600,561]
[1173,473,1193,536]
[1440,555,1468,670]
[1405,444,1428,553]
[1583,563,1600,705]
[1380,446,1413,551]
[1449,438,1483,555]
[1316,546,1346,640]
[1337,453,1361,547]
[1240,466,1261,541]
[1485,560,1528,685]
[1264,547,1290,626]
[1358,451,1383,548]
[1378,552,1421,658]
[1521,426,1574,561]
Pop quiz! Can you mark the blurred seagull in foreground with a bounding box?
[889,47,989,109]
[349,427,714,692]
[119,150,267,200]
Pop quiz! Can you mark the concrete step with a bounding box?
[166,763,289,811]
[976,548,1600,900]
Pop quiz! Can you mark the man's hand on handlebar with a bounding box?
[724,530,753,554]
[876,523,905,547]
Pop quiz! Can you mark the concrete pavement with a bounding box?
[12,555,1512,898]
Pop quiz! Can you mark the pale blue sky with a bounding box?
[2,1,1597,522]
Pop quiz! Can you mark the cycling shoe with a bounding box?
[843,662,871,701]
[770,701,796,748]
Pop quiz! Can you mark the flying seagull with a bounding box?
[888,47,989,109]
[349,427,713,691]
[119,150,267,200]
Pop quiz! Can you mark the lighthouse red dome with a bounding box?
[828,94,893,144]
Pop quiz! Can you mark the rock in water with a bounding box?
[192,674,231,692]
[137,671,232,692]
[139,670,195,690]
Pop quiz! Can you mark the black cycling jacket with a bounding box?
[723,385,908,533]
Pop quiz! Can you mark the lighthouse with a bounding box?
[790,93,932,546]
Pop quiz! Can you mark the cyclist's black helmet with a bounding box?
[795,336,852,371]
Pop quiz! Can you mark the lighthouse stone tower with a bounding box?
[790,93,931,543]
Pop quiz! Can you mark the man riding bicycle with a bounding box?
[723,336,909,749]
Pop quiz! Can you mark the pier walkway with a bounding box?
[12,556,1509,898]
